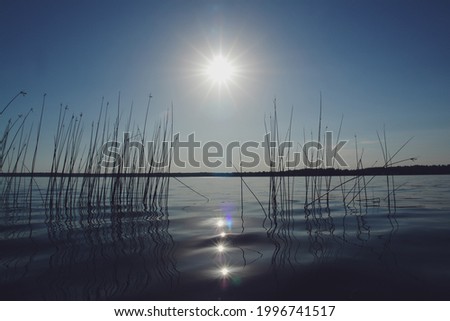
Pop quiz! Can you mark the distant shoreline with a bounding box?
[1,165,450,177]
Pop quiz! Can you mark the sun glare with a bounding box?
[217,243,225,253]
[217,219,225,228]
[206,55,235,85]
[220,267,229,277]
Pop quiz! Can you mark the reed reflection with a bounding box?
[264,175,299,274]
[304,205,337,263]
[1,196,178,299]
[0,204,38,293]
[263,173,401,275]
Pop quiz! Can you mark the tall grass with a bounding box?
[260,94,414,217]
[1,93,173,210]
[1,91,414,216]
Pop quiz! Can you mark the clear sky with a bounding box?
[1,0,449,172]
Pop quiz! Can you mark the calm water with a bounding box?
[1,175,450,300]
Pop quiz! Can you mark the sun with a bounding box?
[192,48,246,100]
[206,55,235,85]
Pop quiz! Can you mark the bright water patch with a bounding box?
[1,175,450,300]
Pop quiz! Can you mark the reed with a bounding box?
[262,94,414,218]
[1,91,415,218]
[1,92,173,210]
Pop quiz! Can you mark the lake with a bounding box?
[1,175,450,300]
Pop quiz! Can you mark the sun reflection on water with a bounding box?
[211,214,239,289]
[217,243,226,253]
[217,219,225,228]
[220,267,229,277]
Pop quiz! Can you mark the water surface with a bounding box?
[1,175,449,300]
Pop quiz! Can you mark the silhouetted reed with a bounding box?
[256,94,412,274]
[2,91,414,216]
[1,93,173,211]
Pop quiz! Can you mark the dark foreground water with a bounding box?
[1,175,450,300]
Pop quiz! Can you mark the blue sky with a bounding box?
[1,0,449,171]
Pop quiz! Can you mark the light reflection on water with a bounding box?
[1,175,450,300]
